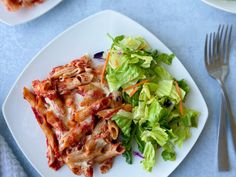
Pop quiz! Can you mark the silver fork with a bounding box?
[204,25,236,171]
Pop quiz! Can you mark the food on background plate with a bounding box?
[2,0,44,11]
[23,35,199,177]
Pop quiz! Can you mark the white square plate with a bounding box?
[202,0,236,14]
[2,10,208,177]
[0,0,62,26]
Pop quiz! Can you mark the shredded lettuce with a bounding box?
[177,79,190,98]
[133,87,148,124]
[147,98,163,124]
[109,52,127,69]
[120,36,151,51]
[120,128,134,164]
[112,109,133,136]
[182,109,199,128]
[153,53,175,65]
[141,126,169,146]
[154,66,173,80]
[108,35,199,172]
[172,125,191,147]
[161,141,176,161]
[121,133,133,164]
[156,80,173,97]
[130,54,153,68]
[135,126,145,153]
[106,61,145,91]
[141,142,156,172]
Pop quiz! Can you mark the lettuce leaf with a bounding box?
[131,54,153,68]
[141,126,169,146]
[147,98,163,124]
[177,79,190,96]
[135,126,145,153]
[122,91,140,107]
[112,110,133,136]
[106,61,145,91]
[121,132,133,164]
[154,66,173,80]
[172,125,191,147]
[109,51,127,69]
[141,142,156,172]
[169,84,186,104]
[133,87,148,124]
[182,109,199,128]
[120,123,137,164]
[135,36,151,51]
[153,53,175,65]
[156,80,173,97]
[120,36,151,51]
[156,80,186,104]
[121,36,142,50]
[161,141,176,161]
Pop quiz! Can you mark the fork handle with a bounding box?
[217,94,229,171]
[219,80,236,150]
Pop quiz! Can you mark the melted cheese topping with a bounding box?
[92,82,110,96]
[74,93,84,111]
[45,98,61,117]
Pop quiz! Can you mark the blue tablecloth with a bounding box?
[0,0,236,177]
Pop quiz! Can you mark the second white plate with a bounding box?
[0,0,62,26]
[202,0,236,14]
[2,10,208,177]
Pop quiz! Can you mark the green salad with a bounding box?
[105,35,199,172]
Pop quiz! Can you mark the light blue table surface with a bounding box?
[0,0,236,177]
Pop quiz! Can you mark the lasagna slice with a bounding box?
[2,0,44,11]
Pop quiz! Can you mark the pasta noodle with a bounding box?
[107,120,119,140]
[100,158,113,174]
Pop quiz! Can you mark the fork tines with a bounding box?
[205,25,232,67]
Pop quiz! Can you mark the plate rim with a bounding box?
[202,0,236,14]
[2,9,209,177]
[0,0,63,26]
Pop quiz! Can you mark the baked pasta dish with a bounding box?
[23,56,130,177]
